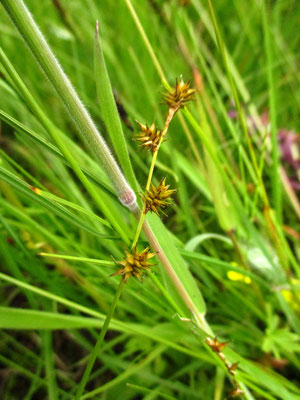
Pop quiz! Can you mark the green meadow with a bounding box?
[0,0,299,398]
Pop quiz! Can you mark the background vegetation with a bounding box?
[0,0,299,398]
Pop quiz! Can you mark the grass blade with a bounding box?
[261,1,281,223]
[94,21,138,194]
[0,307,103,330]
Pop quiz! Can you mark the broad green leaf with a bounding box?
[146,213,207,316]
[94,22,138,195]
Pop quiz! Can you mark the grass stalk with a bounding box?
[74,278,125,400]
[261,0,281,223]
[39,253,115,266]
[44,331,58,400]
[124,0,167,84]
[206,0,269,208]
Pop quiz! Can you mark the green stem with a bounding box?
[74,278,125,400]
[39,253,115,266]
[130,108,176,252]
[44,331,58,400]
[130,212,146,252]
[145,108,176,191]
[124,0,167,83]
[262,0,281,223]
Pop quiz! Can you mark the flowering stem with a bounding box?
[74,278,125,400]
[130,107,176,252]
[130,212,146,252]
[130,108,212,334]
[145,108,176,191]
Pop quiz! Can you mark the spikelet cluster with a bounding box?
[112,247,155,282]
[142,178,176,216]
[134,121,163,152]
[163,77,196,110]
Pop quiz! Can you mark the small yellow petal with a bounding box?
[227,270,251,284]
[281,290,293,303]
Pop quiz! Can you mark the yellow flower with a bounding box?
[281,279,300,311]
[112,247,155,282]
[227,270,252,284]
[142,178,176,216]
[134,121,163,152]
[163,76,196,111]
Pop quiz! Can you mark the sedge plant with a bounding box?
[0,0,299,399]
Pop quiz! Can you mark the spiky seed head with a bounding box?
[112,247,155,283]
[163,76,196,111]
[134,121,164,152]
[142,178,176,217]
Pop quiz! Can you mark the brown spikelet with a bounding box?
[206,337,229,353]
[228,362,239,375]
[163,76,196,111]
[142,178,176,216]
[134,121,163,152]
[228,388,244,398]
[111,247,156,283]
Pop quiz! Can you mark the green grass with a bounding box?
[0,0,299,399]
